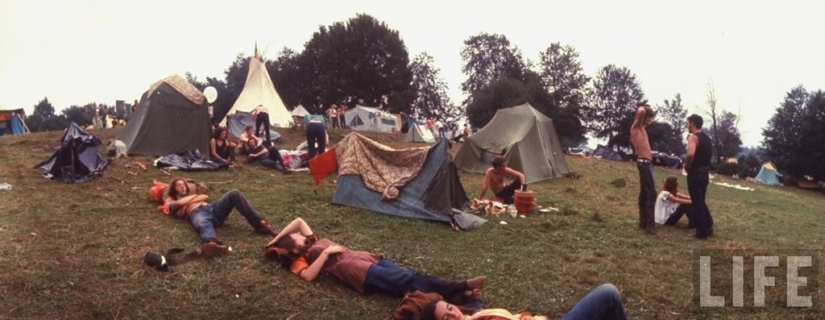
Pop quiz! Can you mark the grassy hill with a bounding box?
[0,127,823,319]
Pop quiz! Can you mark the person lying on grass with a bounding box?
[420,283,627,320]
[246,138,291,174]
[478,156,527,205]
[265,217,486,305]
[165,178,277,258]
[654,176,694,227]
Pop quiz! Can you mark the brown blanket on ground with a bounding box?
[336,133,430,201]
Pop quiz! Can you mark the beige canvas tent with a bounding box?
[220,54,293,128]
[454,103,569,183]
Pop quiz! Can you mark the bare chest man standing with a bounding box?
[631,103,659,236]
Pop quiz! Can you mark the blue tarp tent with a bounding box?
[755,161,782,186]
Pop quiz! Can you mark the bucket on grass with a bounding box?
[514,189,535,213]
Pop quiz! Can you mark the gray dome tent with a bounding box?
[35,122,108,183]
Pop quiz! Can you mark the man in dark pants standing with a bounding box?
[252,105,272,147]
[630,102,659,236]
[684,114,714,239]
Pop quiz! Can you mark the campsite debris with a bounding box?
[500,221,508,225]
[158,169,171,176]
[520,215,526,218]
[127,171,138,176]
[109,177,127,184]
[0,183,11,191]
[135,162,147,171]
[30,233,36,236]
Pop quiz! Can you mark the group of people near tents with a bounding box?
[31,50,628,318]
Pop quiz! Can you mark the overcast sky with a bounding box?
[2,0,823,146]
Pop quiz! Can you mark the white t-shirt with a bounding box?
[654,191,678,224]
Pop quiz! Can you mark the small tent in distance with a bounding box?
[344,105,401,133]
[35,122,107,183]
[404,121,436,143]
[454,103,570,183]
[0,108,30,136]
[117,75,211,157]
[754,161,782,186]
[219,52,293,128]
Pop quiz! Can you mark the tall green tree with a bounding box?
[763,87,825,180]
[584,65,645,148]
[460,33,528,105]
[708,111,743,159]
[296,14,413,114]
[266,47,302,110]
[409,52,459,121]
[538,43,589,117]
[187,72,232,123]
[27,97,67,132]
[658,94,687,156]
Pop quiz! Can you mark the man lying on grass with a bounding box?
[265,218,485,306]
[420,283,627,320]
[165,178,277,258]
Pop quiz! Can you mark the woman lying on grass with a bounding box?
[265,218,486,305]
[420,283,627,320]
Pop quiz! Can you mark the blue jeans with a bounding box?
[306,122,326,159]
[188,189,264,243]
[561,283,627,320]
[363,258,467,302]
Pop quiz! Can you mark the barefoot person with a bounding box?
[478,157,527,205]
[631,102,658,235]
[421,283,627,320]
[165,179,277,257]
[684,114,714,239]
[265,218,486,304]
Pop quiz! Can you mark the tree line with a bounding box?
[19,14,822,182]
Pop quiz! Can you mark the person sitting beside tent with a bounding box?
[239,125,263,154]
[251,105,272,147]
[246,137,290,173]
[164,178,277,258]
[654,177,694,227]
[478,157,527,205]
[304,113,327,159]
[265,217,487,305]
[418,283,627,320]
[210,127,237,167]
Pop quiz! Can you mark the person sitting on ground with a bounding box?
[265,217,486,304]
[654,176,694,227]
[420,283,627,320]
[246,138,290,173]
[239,125,263,155]
[210,127,237,167]
[251,105,273,147]
[165,178,277,258]
[478,156,527,205]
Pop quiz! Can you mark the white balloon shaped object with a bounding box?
[203,86,218,104]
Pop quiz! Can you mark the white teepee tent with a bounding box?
[220,51,293,128]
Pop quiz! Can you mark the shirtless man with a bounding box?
[165,179,277,257]
[478,157,527,205]
[630,102,659,235]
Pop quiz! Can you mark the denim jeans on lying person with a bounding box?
[188,189,265,243]
[363,258,471,304]
[561,283,627,320]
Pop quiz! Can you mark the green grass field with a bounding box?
[1,127,823,319]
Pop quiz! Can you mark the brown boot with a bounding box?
[202,241,229,258]
[255,220,277,236]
